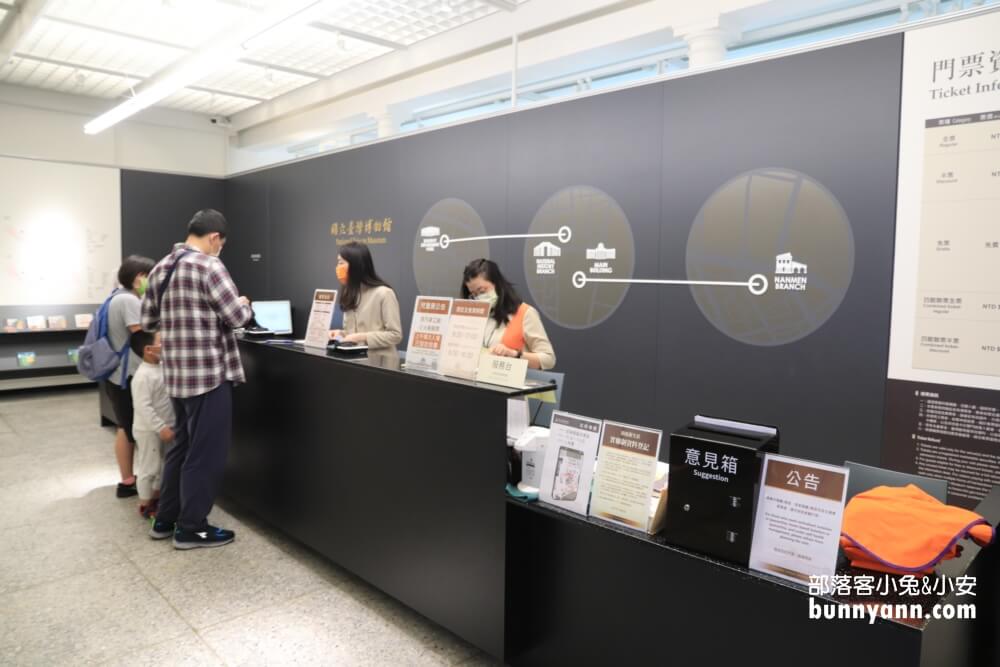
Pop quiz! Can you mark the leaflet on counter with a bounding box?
[589,420,662,531]
[539,411,603,516]
[304,289,337,348]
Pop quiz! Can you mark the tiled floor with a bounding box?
[0,388,498,666]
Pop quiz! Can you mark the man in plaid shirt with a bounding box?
[141,209,253,549]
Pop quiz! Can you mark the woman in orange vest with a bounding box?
[461,258,556,370]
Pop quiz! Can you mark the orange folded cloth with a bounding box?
[839,484,994,575]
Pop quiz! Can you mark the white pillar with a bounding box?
[677,19,739,69]
[376,108,399,139]
[685,28,728,68]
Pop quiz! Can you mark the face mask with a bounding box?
[336,264,349,285]
[477,291,498,309]
[136,276,148,297]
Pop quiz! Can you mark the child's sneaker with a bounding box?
[149,517,175,540]
[173,525,235,550]
[139,499,159,520]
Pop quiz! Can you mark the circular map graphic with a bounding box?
[685,168,855,346]
[523,186,635,329]
[413,198,490,297]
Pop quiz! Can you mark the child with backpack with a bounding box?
[77,256,155,498]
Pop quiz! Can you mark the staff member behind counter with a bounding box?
[329,241,403,349]
[461,258,556,370]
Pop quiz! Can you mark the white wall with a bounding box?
[0,83,228,177]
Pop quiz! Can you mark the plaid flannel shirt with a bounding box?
[141,243,253,398]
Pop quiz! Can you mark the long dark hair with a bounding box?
[461,258,522,326]
[338,241,392,311]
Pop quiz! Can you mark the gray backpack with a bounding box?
[76,290,130,387]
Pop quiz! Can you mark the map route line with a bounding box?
[571,271,769,295]
[434,225,572,249]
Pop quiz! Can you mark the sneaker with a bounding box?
[139,499,158,520]
[116,481,137,498]
[149,517,175,540]
[173,525,235,550]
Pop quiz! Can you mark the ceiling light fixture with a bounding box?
[84,0,331,134]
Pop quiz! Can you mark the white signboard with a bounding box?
[749,454,849,585]
[589,420,662,531]
[439,299,490,380]
[476,353,529,389]
[539,411,603,516]
[405,296,452,373]
[303,289,337,348]
[888,11,1000,390]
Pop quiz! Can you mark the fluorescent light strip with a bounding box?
[83,0,329,134]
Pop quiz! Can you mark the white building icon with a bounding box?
[586,243,616,260]
[775,252,807,275]
[420,226,441,252]
[533,241,562,258]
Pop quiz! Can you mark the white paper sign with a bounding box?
[405,296,452,373]
[303,289,337,349]
[477,353,529,389]
[749,454,849,585]
[589,420,662,531]
[539,411,603,517]
[439,299,490,380]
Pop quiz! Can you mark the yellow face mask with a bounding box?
[336,264,349,285]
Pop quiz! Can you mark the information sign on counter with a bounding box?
[439,299,490,380]
[589,420,662,531]
[539,411,603,516]
[303,289,337,348]
[405,296,452,373]
[749,454,849,585]
[476,353,528,389]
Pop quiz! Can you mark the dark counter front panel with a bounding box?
[226,340,510,658]
[505,494,1000,667]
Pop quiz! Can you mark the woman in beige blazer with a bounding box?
[329,241,402,349]
[461,258,556,370]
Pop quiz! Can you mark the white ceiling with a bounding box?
[0,0,527,118]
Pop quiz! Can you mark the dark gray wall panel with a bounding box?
[657,34,903,464]
[125,34,905,468]
[121,170,225,263]
[507,85,664,428]
[390,115,511,334]
[262,141,403,333]
[223,171,270,302]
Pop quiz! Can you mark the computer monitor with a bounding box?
[525,369,564,428]
[251,300,293,335]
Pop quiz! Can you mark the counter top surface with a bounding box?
[239,337,557,398]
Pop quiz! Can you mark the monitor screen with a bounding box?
[252,300,293,334]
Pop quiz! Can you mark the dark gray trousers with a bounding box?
[159,382,232,531]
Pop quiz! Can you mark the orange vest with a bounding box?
[839,484,994,575]
[501,304,529,351]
